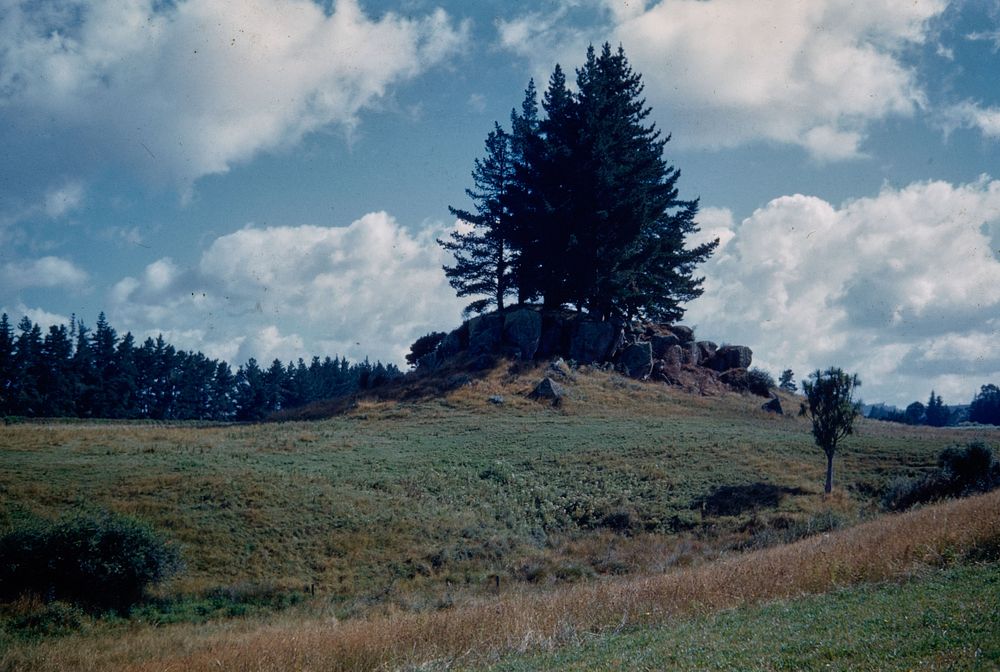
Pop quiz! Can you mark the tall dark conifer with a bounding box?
[0,314,13,415]
[447,44,717,321]
[568,44,717,320]
[441,122,516,315]
[12,318,43,415]
[40,325,76,416]
[508,79,541,304]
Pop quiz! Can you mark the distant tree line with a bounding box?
[0,313,401,421]
[866,386,1000,427]
[441,43,717,322]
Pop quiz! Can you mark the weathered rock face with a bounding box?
[620,342,653,379]
[468,313,503,355]
[421,307,755,396]
[503,308,542,360]
[719,368,749,390]
[709,345,753,372]
[697,341,718,363]
[685,342,702,367]
[669,325,695,345]
[651,333,681,358]
[569,320,618,364]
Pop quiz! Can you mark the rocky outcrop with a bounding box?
[569,320,619,364]
[620,342,653,379]
[651,333,681,358]
[708,345,753,372]
[468,313,503,355]
[418,307,754,395]
[503,308,542,360]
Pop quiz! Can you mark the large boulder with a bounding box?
[437,324,469,359]
[710,345,753,372]
[503,309,542,360]
[537,312,569,359]
[719,368,749,391]
[620,342,653,379]
[569,320,617,364]
[696,341,718,363]
[762,397,784,415]
[685,342,702,366]
[529,377,564,405]
[669,325,695,345]
[468,313,503,355]
[651,333,681,358]
[663,344,686,369]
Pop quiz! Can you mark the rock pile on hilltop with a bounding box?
[416,307,756,395]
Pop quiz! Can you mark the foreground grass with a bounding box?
[478,561,1000,671]
[2,489,997,671]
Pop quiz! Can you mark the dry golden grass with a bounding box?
[6,489,997,672]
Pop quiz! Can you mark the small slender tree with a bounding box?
[440,122,515,315]
[778,369,797,393]
[799,367,861,494]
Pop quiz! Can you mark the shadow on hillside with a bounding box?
[692,482,806,517]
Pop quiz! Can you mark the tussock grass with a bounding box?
[5,490,995,671]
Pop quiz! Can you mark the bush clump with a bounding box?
[883,442,1000,511]
[406,332,447,368]
[747,368,776,397]
[0,513,181,613]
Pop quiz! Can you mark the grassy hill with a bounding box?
[1,361,998,669]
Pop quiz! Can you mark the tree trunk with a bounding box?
[824,450,834,494]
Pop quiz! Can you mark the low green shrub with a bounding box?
[0,513,180,613]
[6,601,84,638]
[747,368,776,397]
[883,442,1000,511]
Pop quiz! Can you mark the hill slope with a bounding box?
[1,362,998,669]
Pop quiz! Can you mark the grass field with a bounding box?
[476,561,1000,671]
[1,362,998,669]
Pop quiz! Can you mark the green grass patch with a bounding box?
[478,561,1000,671]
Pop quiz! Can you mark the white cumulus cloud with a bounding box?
[107,212,465,366]
[0,256,90,292]
[687,177,1000,405]
[0,0,468,191]
[941,101,1000,139]
[500,0,945,160]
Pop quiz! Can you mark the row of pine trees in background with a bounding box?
[440,43,717,320]
[0,313,400,421]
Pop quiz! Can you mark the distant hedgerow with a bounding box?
[0,513,181,613]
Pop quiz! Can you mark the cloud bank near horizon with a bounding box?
[687,177,1000,405]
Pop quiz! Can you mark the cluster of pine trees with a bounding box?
[0,313,400,421]
[441,43,717,321]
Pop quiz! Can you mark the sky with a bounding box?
[1,0,998,406]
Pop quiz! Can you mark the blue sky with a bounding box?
[1,0,998,406]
